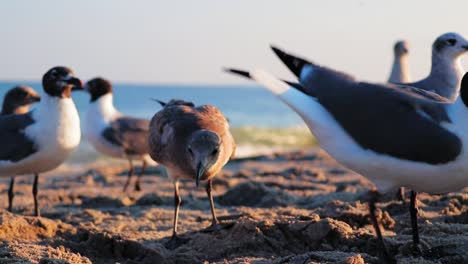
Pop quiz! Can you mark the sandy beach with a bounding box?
[0,148,466,263]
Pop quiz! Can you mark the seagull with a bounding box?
[148,99,236,248]
[1,85,41,212]
[83,77,153,192]
[391,33,468,202]
[1,86,41,115]
[387,40,412,202]
[0,67,82,216]
[225,46,468,262]
[388,40,411,84]
[402,32,468,100]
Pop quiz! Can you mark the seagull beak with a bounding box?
[151,98,167,107]
[67,77,83,90]
[29,94,41,103]
[196,161,206,188]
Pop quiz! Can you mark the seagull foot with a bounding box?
[164,234,190,250]
[367,237,396,264]
[134,183,142,192]
[400,239,430,257]
[397,187,406,203]
[202,221,235,233]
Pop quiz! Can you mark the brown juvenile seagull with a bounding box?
[148,99,236,247]
[1,86,41,212]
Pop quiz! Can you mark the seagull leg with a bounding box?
[165,180,189,249]
[8,177,15,212]
[32,174,40,217]
[134,159,147,192]
[368,190,394,263]
[202,179,234,233]
[172,180,181,237]
[206,179,219,226]
[409,190,420,251]
[397,187,406,202]
[122,159,134,192]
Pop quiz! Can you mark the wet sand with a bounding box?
[0,148,467,263]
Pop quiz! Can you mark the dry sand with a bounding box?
[0,148,467,263]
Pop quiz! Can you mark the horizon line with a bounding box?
[0,79,260,88]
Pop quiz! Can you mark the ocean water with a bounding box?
[0,82,315,163]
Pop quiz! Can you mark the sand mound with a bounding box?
[0,211,71,241]
[218,182,297,207]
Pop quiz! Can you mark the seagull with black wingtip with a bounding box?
[83,77,153,192]
[1,85,41,212]
[148,99,236,248]
[0,67,82,216]
[225,46,468,262]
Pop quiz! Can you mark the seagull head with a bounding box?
[433,32,468,59]
[42,66,82,98]
[187,129,221,187]
[2,86,41,114]
[394,40,410,57]
[83,77,113,102]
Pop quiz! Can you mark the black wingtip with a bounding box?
[223,68,252,80]
[270,45,310,79]
[151,98,166,107]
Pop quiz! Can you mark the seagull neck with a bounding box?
[90,93,119,119]
[33,94,76,121]
[428,52,464,99]
[389,55,410,83]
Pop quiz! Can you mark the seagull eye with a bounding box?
[211,148,219,156]
[447,39,457,46]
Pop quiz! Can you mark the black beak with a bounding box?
[151,98,167,107]
[196,161,205,187]
[67,77,83,90]
[463,45,468,50]
[29,94,41,103]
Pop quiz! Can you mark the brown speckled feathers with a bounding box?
[149,100,235,179]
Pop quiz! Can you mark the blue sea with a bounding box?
[0,82,315,163]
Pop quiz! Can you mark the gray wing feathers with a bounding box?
[299,66,460,164]
[102,117,150,155]
[0,112,37,162]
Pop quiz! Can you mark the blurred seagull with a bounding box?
[388,40,412,201]
[0,67,82,216]
[83,77,153,192]
[148,99,236,248]
[225,45,468,262]
[1,85,41,212]
[391,33,468,202]
[402,32,468,100]
[1,86,41,115]
[388,40,411,84]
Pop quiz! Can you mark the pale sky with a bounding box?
[1,0,467,84]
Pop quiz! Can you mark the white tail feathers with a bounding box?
[250,69,291,95]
